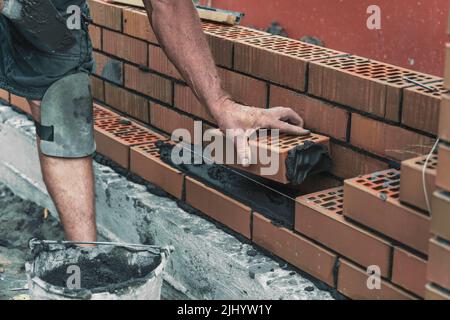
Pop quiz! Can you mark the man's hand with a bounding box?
[215,98,310,166]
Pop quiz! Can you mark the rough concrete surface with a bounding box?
[0,105,334,300]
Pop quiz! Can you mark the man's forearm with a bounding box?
[143,0,229,120]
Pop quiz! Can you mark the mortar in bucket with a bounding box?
[25,239,173,300]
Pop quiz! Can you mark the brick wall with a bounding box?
[2,0,448,300]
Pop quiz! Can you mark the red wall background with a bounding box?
[202,0,449,76]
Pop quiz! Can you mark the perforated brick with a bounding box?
[296,187,391,277]
[344,169,431,254]
[403,82,447,134]
[400,154,437,212]
[392,247,427,298]
[94,117,163,169]
[431,190,450,241]
[427,237,450,291]
[309,55,441,121]
[234,35,345,91]
[202,22,270,68]
[93,104,119,120]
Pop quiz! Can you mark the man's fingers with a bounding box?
[272,120,311,136]
[270,107,304,127]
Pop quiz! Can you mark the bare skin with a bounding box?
[144,0,310,164]
[28,100,97,243]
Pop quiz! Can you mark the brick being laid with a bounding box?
[234,35,345,92]
[93,103,119,120]
[295,187,392,277]
[202,22,270,68]
[427,237,450,291]
[308,54,441,121]
[439,94,450,142]
[392,246,427,298]
[207,129,331,185]
[402,82,447,135]
[253,212,337,287]
[399,154,437,212]
[431,190,450,240]
[436,143,450,192]
[343,169,431,254]
[337,259,416,300]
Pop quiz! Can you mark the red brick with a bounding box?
[10,95,31,115]
[350,113,435,162]
[88,0,122,31]
[269,86,349,141]
[402,82,446,135]
[431,190,450,241]
[392,247,427,298]
[427,237,450,291]
[253,212,337,286]
[235,36,344,92]
[337,259,415,300]
[94,117,159,169]
[425,283,450,300]
[208,129,330,185]
[123,7,158,44]
[309,55,440,121]
[102,29,148,65]
[124,64,172,104]
[0,88,9,103]
[218,68,267,109]
[400,154,437,212]
[174,84,215,123]
[444,44,450,89]
[185,177,251,238]
[88,25,102,50]
[148,45,182,80]
[93,103,119,120]
[92,52,123,85]
[439,94,450,142]
[104,82,149,123]
[436,143,450,192]
[202,22,270,68]
[91,76,105,102]
[150,103,196,142]
[130,139,185,200]
[344,169,431,254]
[330,143,389,179]
[296,187,391,277]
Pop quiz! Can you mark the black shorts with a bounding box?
[0,0,94,100]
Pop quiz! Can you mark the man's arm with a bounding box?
[143,0,309,164]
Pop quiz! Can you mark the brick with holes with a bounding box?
[399,154,437,212]
[431,190,450,240]
[337,259,416,300]
[88,0,122,31]
[130,139,185,199]
[123,7,158,44]
[427,237,450,291]
[436,143,450,192]
[295,187,392,277]
[234,35,345,92]
[253,212,337,286]
[402,82,447,135]
[309,55,441,121]
[392,246,427,298]
[439,94,450,142]
[202,22,270,68]
[350,113,434,162]
[425,283,450,300]
[344,169,431,254]
[94,117,161,169]
[93,103,119,120]
[207,129,331,185]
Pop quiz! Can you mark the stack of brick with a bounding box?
[424,24,450,300]
[1,0,448,300]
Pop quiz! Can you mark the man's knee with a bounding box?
[35,73,96,158]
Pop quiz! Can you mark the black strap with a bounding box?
[34,121,54,142]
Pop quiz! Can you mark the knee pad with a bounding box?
[36,72,96,158]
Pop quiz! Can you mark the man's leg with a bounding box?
[28,100,97,242]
